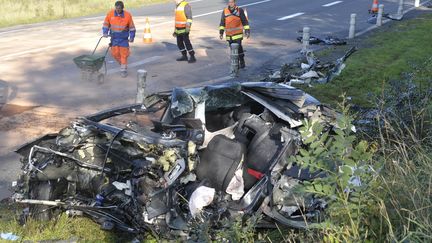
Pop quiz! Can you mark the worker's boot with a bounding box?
[120,65,128,78]
[188,52,196,63]
[239,56,246,69]
[120,71,128,78]
[176,51,188,61]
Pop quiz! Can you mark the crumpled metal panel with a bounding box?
[241,82,307,107]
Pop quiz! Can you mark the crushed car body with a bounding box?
[11,82,338,238]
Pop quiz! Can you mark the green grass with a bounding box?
[0,0,169,28]
[0,203,136,242]
[304,13,432,107]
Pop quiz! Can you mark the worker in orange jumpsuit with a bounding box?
[219,0,250,69]
[103,1,136,77]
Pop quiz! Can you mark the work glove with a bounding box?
[185,27,190,34]
[245,29,250,39]
[219,34,223,40]
[103,33,109,38]
[129,38,134,43]
[172,32,177,38]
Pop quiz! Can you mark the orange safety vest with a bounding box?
[103,10,135,34]
[223,7,243,37]
[175,1,189,29]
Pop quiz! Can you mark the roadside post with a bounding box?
[397,0,404,17]
[136,69,147,105]
[301,27,310,53]
[376,4,384,26]
[415,0,420,7]
[349,14,356,39]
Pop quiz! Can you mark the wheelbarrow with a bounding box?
[73,36,110,83]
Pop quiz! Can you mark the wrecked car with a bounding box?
[11,82,339,238]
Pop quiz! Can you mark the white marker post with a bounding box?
[397,0,404,17]
[376,4,384,27]
[349,14,356,39]
[414,0,420,8]
[136,69,147,104]
[302,27,310,53]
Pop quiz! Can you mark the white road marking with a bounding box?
[107,56,162,75]
[0,29,23,35]
[322,1,343,7]
[194,9,224,18]
[193,0,273,18]
[0,40,84,61]
[0,0,272,60]
[82,16,104,21]
[240,0,272,8]
[277,12,305,21]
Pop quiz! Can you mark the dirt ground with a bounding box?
[0,104,73,199]
[0,104,71,132]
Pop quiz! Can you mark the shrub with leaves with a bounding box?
[216,214,263,243]
[291,99,381,242]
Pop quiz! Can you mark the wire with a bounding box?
[101,128,126,176]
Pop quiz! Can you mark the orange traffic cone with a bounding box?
[143,17,152,43]
[370,0,379,14]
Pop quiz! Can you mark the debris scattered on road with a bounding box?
[272,47,357,86]
[368,13,404,24]
[386,13,403,21]
[296,36,347,46]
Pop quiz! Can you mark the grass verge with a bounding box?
[304,13,432,107]
[276,11,432,242]
[0,0,169,28]
[0,201,136,242]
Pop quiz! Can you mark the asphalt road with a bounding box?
[0,0,420,111]
[0,0,426,199]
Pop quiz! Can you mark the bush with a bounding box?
[270,82,431,242]
[291,99,382,242]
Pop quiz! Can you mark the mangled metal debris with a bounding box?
[272,47,357,86]
[368,13,404,24]
[296,35,347,46]
[11,82,339,239]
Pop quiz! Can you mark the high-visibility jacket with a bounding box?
[175,1,193,34]
[103,10,136,47]
[219,6,250,41]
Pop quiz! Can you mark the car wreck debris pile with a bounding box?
[296,35,347,46]
[12,82,339,239]
[269,47,357,86]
